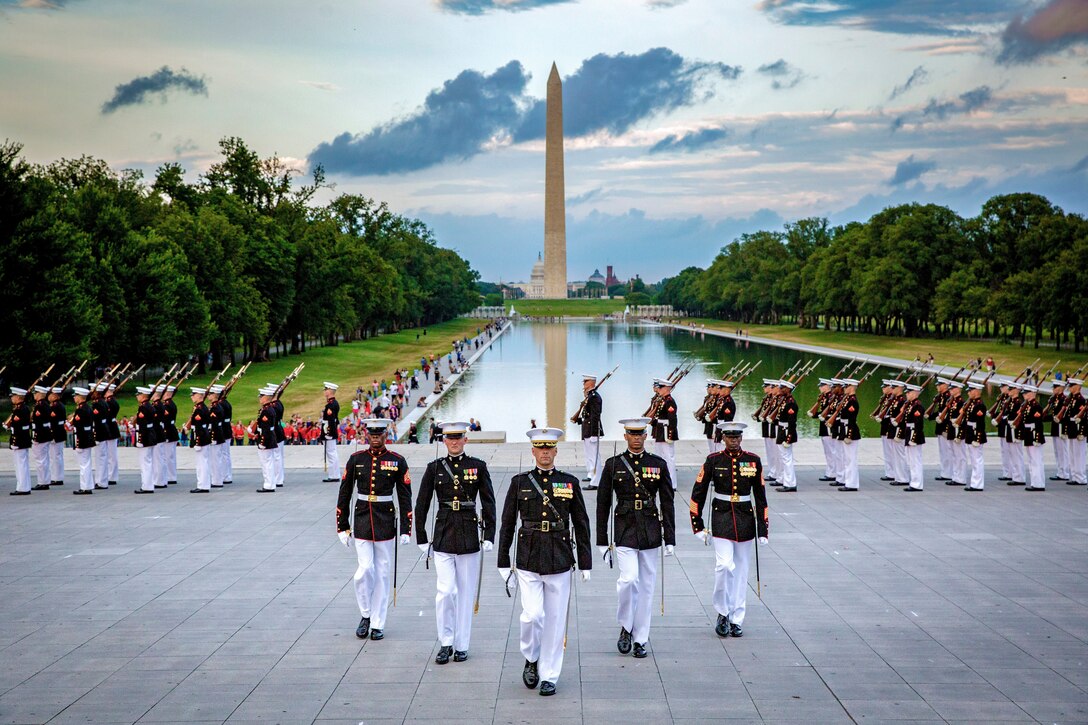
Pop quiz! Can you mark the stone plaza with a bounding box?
[2,450,1088,724]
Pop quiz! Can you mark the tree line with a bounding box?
[0,137,481,381]
[657,194,1088,351]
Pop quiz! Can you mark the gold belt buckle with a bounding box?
[451,500,460,511]
[730,494,740,503]
[634,499,643,510]
[367,494,378,502]
[540,520,550,532]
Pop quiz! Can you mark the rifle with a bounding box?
[781,359,802,379]
[825,365,878,433]
[274,363,305,399]
[832,357,856,378]
[149,363,181,400]
[668,360,698,387]
[790,359,820,387]
[221,361,251,396]
[25,363,57,394]
[204,363,232,395]
[731,360,760,387]
[112,364,146,393]
[1013,358,1041,383]
[1036,360,1060,384]
[57,359,89,391]
[570,364,620,423]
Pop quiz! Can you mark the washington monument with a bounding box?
[543,62,567,299]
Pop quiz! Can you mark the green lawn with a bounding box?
[509,299,627,316]
[682,318,1088,377]
[78,318,493,422]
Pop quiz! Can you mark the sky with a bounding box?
[1,0,1086,283]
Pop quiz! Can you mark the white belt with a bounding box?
[359,494,394,503]
[713,492,752,503]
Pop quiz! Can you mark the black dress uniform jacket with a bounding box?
[271,399,286,444]
[209,401,227,444]
[813,392,831,437]
[700,393,718,439]
[105,396,121,440]
[497,467,593,576]
[759,393,776,438]
[135,401,160,447]
[944,396,964,441]
[577,389,603,439]
[72,402,96,450]
[689,449,769,542]
[337,447,413,541]
[834,395,861,441]
[961,398,987,444]
[1004,398,1022,443]
[32,399,52,444]
[188,403,213,447]
[414,453,497,554]
[929,390,951,437]
[713,395,736,444]
[50,400,67,444]
[1061,393,1084,439]
[884,395,903,441]
[898,399,926,445]
[1045,392,1065,438]
[9,402,32,449]
[321,398,340,441]
[91,398,110,442]
[1017,399,1045,446]
[162,399,180,443]
[651,394,678,443]
[254,404,277,449]
[218,397,233,444]
[775,394,798,445]
[596,450,676,551]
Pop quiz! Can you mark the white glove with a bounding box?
[481,540,493,552]
[694,530,709,544]
[597,545,609,557]
[399,534,410,545]
[581,570,591,582]
[665,544,675,557]
[418,543,429,554]
[758,537,769,545]
[498,567,511,582]
[337,531,352,548]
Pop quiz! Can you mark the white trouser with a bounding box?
[207,442,220,486]
[354,538,394,629]
[999,438,1013,478]
[881,436,896,478]
[615,546,658,645]
[516,569,571,685]
[150,442,164,487]
[220,439,232,483]
[93,443,109,489]
[820,436,835,478]
[107,438,118,482]
[50,440,65,482]
[950,439,967,484]
[905,443,923,489]
[895,438,910,483]
[257,447,276,490]
[1071,437,1087,484]
[12,448,31,493]
[75,447,94,491]
[434,551,480,650]
[161,441,177,484]
[841,439,859,489]
[193,446,212,491]
[1054,436,1070,479]
[707,437,717,454]
[324,438,339,479]
[138,446,156,492]
[968,443,986,489]
[1009,440,1025,482]
[763,437,779,478]
[937,436,953,479]
[583,437,601,486]
[713,538,753,625]
[777,443,796,488]
[654,441,676,489]
[834,438,847,480]
[275,444,285,486]
[33,441,50,487]
[1025,444,1045,488]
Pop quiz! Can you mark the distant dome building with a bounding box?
[588,269,605,286]
[530,252,545,299]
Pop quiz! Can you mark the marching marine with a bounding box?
[30,386,53,490]
[48,386,67,487]
[574,374,604,490]
[830,378,861,491]
[321,382,341,483]
[70,386,96,495]
[898,383,926,491]
[961,381,988,491]
[1044,379,1070,482]
[133,386,160,494]
[254,387,279,493]
[648,378,679,489]
[414,421,497,664]
[186,387,213,493]
[773,379,798,492]
[1017,384,1047,491]
[689,421,768,638]
[6,387,34,495]
[596,418,675,658]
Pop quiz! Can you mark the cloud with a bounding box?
[889,155,936,185]
[756,59,805,90]
[889,66,928,100]
[299,80,340,92]
[311,49,741,176]
[998,0,1088,64]
[649,126,729,153]
[101,66,208,114]
[758,0,1019,35]
[892,85,993,130]
[514,48,741,141]
[433,0,572,14]
[0,0,74,8]
[568,187,604,205]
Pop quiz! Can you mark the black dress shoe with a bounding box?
[435,645,452,665]
[818,476,835,481]
[715,614,729,637]
[51,481,64,486]
[582,477,592,482]
[764,476,777,482]
[891,481,908,486]
[190,488,209,494]
[31,484,50,491]
[965,486,983,491]
[211,483,223,488]
[369,628,384,640]
[829,481,844,487]
[134,489,153,494]
[946,481,966,486]
[108,480,117,486]
[167,480,176,485]
[768,481,783,487]
[222,481,232,485]
[1067,481,1088,486]
[935,476,949,481]
[1050,476,1066,481]
[729,623,743,637]
[838,486,858,492]
[880,476,895,481]
[617,627,633,654]
[355,616,370,639]
[1026,486,1046,491]
[95,485,108,490]
[539,681,556,696]
[9,490,31,496]
[256,488,274,493]
[998,476,1012,481]
[522,660,539,689]
[154,484,167,489]
[453,650,468,662]
[633,642,648,658]
[778,487,797,492]
[1008,481,1026,486]
[583,485,598,490]
[904,486,922,492]
[276,483,283,487]
[73,489,92,495]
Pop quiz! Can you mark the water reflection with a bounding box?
[430,321,998,441]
